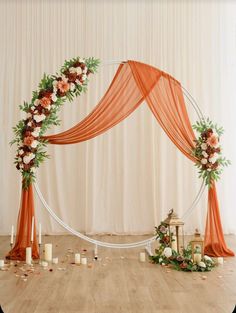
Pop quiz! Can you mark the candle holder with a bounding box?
[38,243,42,264]
[10,243,13,250]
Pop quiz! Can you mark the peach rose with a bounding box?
[23,136,34,146]
[207,134,219,148]
[40,97,51,108]
[57,80,70,93]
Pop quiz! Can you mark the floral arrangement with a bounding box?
[11,57,100,188]
[151,222,215,272]
[192,118,230,187]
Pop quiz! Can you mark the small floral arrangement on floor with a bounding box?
[151,221,215,272]
[192,118,230,187]
[11,57,100,188]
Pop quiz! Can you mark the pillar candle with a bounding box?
[38,223,42,245]
[172,235,177,252]
[0,260,4,268]
[193,253,202,264]
[44,243,52,261]
[52,257,58,264]
[10,225,14,245]
[75,253,81,264]
[217,257,224,265]
[81,257,87,265]
[26,247,32,265]
[139,252,146,262]
[30,216,34,242]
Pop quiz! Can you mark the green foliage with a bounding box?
[11,56,100,189]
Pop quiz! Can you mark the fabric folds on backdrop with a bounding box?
[8,60,234,260]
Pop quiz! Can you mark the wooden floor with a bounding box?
[0,235,235,313]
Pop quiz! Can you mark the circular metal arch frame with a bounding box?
[34,60,206,250]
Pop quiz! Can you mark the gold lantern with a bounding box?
[163,209,184,253]
[191,229,204,260]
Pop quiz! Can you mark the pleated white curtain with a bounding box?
[0,0,236,235]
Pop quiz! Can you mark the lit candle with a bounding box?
[10,225,14,245]
[172,235,177,252]
[139,252,146,262]
[44,243,52,261]
[217,257,224,265]
[26,247,32,265]
[52,257,58,264]
[193,253,202,264]
[38,223,42,245]
[0,260,4,268]
[81,257,87,265]
[75,253,81,264]
[30,216,34,243]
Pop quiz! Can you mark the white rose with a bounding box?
[27,122,32,127]
[47,105,51,111]
[53,80,58,87]
[201,158,207,165]
[61,74,68,82]
[163,247,172,258]
[18,157,22,162]
[31,105,35,110]
[76,67,83,75]
[159,258,163,264]
[19,149,24,155]
[79,57,85,63]
[203,255,213,262]
[34,99,40,106]
[201,143,207,150]
[23,155,31,164]
[29,153,35,160]
[202,151,208,158]
[31,127,41,137]
[31,140,39,148]
[69,67,77,73]
[34,114,46,123]
[70,83,75,91]
[209,154,218,164]
[198,261,206,268]
[51,93,57,102]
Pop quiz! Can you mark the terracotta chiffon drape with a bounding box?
[8,60,234,260]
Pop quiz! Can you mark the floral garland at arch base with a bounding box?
[11,57,100,188]
[151,222,215,272]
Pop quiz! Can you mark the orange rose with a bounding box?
[23,136,34,146]
[40,97,51,108]
[207,134,219,148]
[57,80,70,93]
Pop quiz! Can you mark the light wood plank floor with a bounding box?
[0,235,235,313]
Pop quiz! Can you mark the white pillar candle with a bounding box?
[0,260,4,268]
[44,243,52,261]
[217,257,224,265]
[38,223,42,245]
[172,235,177,252]
[26,247,32,265]
[139,252,146,262]
[81,257,87,265]
[193,253,202,264]
[10,225,14,245]
[75,253,81,264]
[30,216,34,242]
[41,261,48,267]
[52,257,58,264]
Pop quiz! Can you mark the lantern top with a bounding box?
[163,209,184,226]
[192,228,204,242]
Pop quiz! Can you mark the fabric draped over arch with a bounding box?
[7,60,234,260]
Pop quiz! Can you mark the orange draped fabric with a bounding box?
[8,60,233,260]
[7,184,39,260]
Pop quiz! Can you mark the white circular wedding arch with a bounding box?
[34,60,206,254]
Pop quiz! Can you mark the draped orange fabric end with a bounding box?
[7,184,39,260]
[8,60,234,259]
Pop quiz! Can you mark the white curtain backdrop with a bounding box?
[0,0,236,236]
